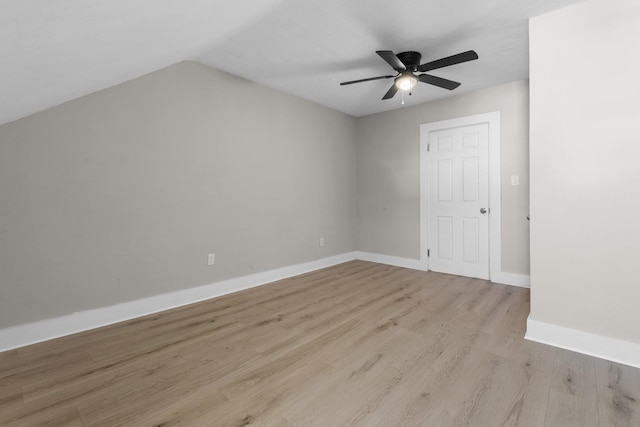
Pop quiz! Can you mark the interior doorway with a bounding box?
[420,112,501,280]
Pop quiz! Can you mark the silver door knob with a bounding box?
[480,208,487,214]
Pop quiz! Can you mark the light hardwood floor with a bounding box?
[1,261,639,426]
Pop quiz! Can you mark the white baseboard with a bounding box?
[354,251,529,288]
[491,272,530,288]
[0,252,357,352]
[525,316,640,369]
[354,251,425,271]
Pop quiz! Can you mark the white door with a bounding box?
[428,123,489,279]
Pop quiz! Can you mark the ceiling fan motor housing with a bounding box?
[397,51,422,71]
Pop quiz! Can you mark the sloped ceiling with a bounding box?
[0,0,582,125]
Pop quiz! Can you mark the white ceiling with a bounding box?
[0,0,582,125]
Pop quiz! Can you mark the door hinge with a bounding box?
[427,143,430,152]
[427,249,430,257]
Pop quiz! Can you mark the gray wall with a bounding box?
[0,61,357,328]
[530,0,640,343]
[0,60,532,331]
[356,80,530,275]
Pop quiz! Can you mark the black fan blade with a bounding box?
[340,75,395,86]
[376,51,406,72]
[418,50,478,72]
[418,74,461,90]
[382,83,399,100]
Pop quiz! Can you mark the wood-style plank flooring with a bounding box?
[1,260,639,426]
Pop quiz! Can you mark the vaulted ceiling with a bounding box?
[1,0,582,126]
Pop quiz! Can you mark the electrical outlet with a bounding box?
[207,253,215,266]
[319,237,325,247]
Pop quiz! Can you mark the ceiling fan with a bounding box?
[340,50,478,100]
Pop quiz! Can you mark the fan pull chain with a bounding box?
[401,90,405,105]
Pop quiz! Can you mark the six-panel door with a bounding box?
[428,123,489,279]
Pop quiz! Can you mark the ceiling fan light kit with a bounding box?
[396,73,417,91]
[340,49,478,101]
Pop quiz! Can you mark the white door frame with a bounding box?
[420,111,501,279]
